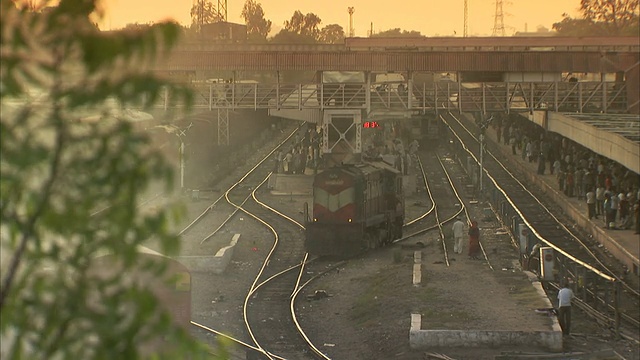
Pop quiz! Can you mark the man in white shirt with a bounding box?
[586,189,596,219]
[557,281,574,336]
[451,217,465,254]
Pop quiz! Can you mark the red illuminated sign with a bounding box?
[363,121,380,128]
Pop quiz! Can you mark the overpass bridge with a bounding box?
[154,36,639,170]
[159,36,640,74]
[156,36,640,115]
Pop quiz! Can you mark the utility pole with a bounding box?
[348,7,355,37]
[478,116,493,192]
[463,0,468,37]
[176,123,193,191]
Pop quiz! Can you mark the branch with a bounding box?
[0,87,68,310]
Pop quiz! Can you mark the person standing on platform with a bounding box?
[537,154,546,175]
[468,220,481,260]
[586,189,596,220]
[619,193,630,229]
[510,135,517,155]
[575,167,584,199]
[283,151,292,174]
[609,193,620,228]
[557,281,574,336]
[565,169,574,197]
[274,150,283,173]
[553,159,562,178]
[452,217,465,255]
[603,192,612,228]
[558,171,566,193]
[584,169,595,198]
[596,186,605,217]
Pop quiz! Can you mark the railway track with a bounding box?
[173,124,311,358]
[398,147,497,269]
[185,111,638,358]
[443,111,639,341]
[238,175,315,359]
[177,125,302,252]
[177,123,337,359]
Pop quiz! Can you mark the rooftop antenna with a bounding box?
[348,7,355,37]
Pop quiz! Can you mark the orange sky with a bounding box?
[100,0,582,36]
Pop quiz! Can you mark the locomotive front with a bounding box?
[305,166,366,256]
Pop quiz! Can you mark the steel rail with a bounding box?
[444,112,616,282]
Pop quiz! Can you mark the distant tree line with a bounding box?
[185,0,428,44]
[553,0,638,36]
[123,0,639,41]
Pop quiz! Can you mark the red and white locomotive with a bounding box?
[304,162,404,257]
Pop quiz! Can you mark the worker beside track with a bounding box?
[452,217,465,255]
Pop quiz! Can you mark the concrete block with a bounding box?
[174,234,240,274]
[409,328,562,351]
[412,263,421,285]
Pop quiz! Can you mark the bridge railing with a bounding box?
[168,81,627,114]
[454,82,627,114]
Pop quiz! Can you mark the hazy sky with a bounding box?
[100,0,582,36]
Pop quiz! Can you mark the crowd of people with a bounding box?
[273,124,322,174]
[363,123,420,176]
[489,113,640,235]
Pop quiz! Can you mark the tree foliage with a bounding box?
[552,15,597,36]
[283,10,322,40]
[372,28,424,37]
[270,30,318,44]
[0,0,209,358]
[190,0,221,28]
[319,24,345,44]
[553,0,639,35]
[241,0,272,42]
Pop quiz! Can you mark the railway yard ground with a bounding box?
[143,118,639,359]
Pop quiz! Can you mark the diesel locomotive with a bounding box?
[304,161,404,257]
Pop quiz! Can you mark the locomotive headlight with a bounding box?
[314,218,317,222]
[348,218,352,222]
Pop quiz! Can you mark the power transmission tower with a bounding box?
[463,0,468,37]
[217,0,227,22]
[492,0,506,36]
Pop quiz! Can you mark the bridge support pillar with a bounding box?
[217,109,229,146]
[322,109,362,166]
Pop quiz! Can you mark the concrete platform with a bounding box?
[408,251,562,351]
[268,173,313,196]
